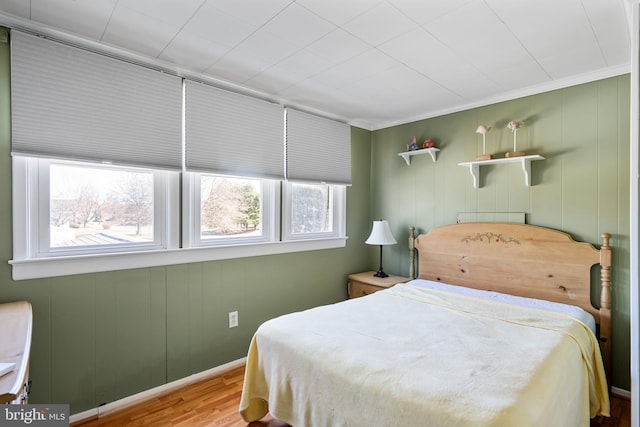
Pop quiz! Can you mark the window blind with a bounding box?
[184,80,285,180]
[286,109,351,185]
[10,31,183,170]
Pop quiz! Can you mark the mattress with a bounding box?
[239,282,609,426]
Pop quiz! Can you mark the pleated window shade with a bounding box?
[10,31,183,170]
[286,109,351,185]
[184,80,285,180]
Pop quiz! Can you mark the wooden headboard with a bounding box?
[412,222,612,378]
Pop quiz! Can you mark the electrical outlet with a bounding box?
[229,311,238,328]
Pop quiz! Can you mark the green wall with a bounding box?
[370,75,631,390]
[0,36,372,414]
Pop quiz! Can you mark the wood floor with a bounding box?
[72,365,630,427]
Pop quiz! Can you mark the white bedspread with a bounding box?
[239,283,609,427]
[408,279,597,333]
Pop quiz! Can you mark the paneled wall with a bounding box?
[0,37,373,414]
[370,75,631,389]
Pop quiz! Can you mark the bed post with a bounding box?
[599,233,612,382]
[409,226,416,279]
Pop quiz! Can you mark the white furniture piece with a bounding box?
[0,301,32,404]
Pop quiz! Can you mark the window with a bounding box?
[183,173,278,247]
[9,30,349,280]
[282,182,346,241]
[183,176,346,247]
[12,157,179,260]
[11,159,346,280]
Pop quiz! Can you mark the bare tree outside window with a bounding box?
[73,184,100,228]
[117,173,153,236]
[49,163,154,247]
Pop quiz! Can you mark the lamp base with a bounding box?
[373,269,389,278]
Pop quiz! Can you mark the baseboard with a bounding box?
[612,386,631,399]
[69,357,246,424]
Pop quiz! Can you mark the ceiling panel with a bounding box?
[342,1,419,47]
[378,27,499,99]
[102,4,183,57]
[246,49,330,93]
[304,28,371,66]
[258,3,335,49]
[303,48,399,90]
[205,0,291,27]
[427,2,544,79]
[388,0,471,26]
[115,0,204,27]
[581,0,631,66]
[295,0,382,27]
[0,0,29,17]
[343,65,460,112]
[158,30,227,73]
[484,0,606,79]
[204,29,301,84]
[174,2,256,49]
[31,0,115,40]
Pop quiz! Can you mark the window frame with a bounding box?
[35,160,172,257]
[11,160,347,281]
[281,182,346,242]
[182,172,280,248]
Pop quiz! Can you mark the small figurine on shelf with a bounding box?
[406,136,418,151]
[422,139,435,149]
[506,120,526,157]
[475,125,492,160]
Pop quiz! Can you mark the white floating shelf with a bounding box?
[458,155,545,189]
[398,148,440,165]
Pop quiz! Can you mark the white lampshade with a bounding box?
[365,220,397,246]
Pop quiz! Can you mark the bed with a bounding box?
[239,222,612,426]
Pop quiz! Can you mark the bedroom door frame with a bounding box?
[629,1,639,426]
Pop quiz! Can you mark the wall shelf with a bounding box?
[398,148,440,165]
[458,155,545,189]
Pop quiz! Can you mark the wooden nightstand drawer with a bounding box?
[349,281,383,298]
[348,271,409,299]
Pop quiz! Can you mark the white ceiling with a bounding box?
[0,0,632,130]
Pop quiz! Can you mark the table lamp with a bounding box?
[365,220,397,278]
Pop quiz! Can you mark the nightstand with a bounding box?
[348,271,410,299]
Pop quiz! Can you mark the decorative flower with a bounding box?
[507,120,525,132]
[475,125,492,135]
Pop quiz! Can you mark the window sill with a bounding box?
[9,237,348,280]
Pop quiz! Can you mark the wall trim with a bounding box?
[630,2,640,426]
[612,386,631,400]
[69,358,246,423]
